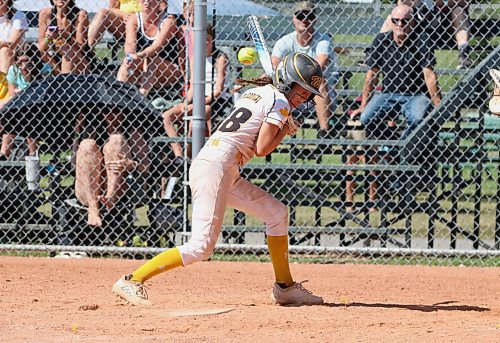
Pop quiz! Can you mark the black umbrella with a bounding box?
[0,74,162,149]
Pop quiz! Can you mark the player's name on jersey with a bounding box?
[241,92,262,103]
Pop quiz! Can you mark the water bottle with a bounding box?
[45,26,57,57]
[25,155,40,190]
[126,53,134,77]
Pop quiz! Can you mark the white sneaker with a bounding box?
[491,69,500,88]
[490,69,500,115]
[112,275,152,306]
[271,282,324,305]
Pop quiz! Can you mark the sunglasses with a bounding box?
[17,62,35,70]
[391,17,412,26]
[295,11,316,22]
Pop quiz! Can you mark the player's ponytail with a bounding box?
[231,75,273,94]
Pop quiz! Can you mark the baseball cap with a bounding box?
[293,1,315,15]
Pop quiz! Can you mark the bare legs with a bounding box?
[0,47,14,75]
[75,138,104,227]
[163,103,212,158]
[140,56,182,96]
[346,154,377,212]
[88,8,127,49]
[75,134,131,227]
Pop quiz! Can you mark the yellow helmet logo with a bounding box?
[310,75,322,89]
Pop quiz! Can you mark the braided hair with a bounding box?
[231,75,273,94]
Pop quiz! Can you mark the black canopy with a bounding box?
[0,74,161,149]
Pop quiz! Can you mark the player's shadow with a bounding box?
[316,300,489,312]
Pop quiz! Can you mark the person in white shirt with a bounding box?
[271,1,337,137]
[0,0,28,106]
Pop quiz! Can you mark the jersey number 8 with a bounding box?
[218,107,252,132]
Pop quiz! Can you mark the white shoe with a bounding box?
[112,275,152,306]
[490,69,500,88]
[271,282,324,305]
[490,69,500,115]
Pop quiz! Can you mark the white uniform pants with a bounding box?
[178,144,288,265]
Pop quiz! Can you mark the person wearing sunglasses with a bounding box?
[378,0,471,69]
[271,1,337,138]
[350,4,441,141]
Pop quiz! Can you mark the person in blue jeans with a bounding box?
[350,4,441,139]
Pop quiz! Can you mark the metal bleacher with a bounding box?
[1,4,499,251]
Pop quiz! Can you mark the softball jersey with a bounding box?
[209,84,291,165]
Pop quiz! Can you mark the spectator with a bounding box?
[379,0,471,69]
[38,0,92,74]
[0,0,28,106]
[162,23,228,159]
[380,1,434,34]
[88,1,142,49]
[350,4,441,140]
[271,1,337,137]
[0,44,47,160]
[75,110,149,227]
[117,0,182,96]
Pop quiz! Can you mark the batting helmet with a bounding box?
[274,52,324,100]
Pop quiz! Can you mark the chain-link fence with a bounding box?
[0,0,498,264]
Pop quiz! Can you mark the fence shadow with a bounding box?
[316,300,490,312]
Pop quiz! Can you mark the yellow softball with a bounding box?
[238,47,258,65]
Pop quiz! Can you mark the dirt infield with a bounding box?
[0,256,498,342]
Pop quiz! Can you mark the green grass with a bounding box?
[0,251,50,258]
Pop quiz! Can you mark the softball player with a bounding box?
[113,52,325,306]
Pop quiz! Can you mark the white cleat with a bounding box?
[490,69,500,88]
[271,282,324,306]
[490,69,500,115]
[112,275,152,306]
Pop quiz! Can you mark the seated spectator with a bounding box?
[75,110,149,227]
[162,23,228,159]
[271,1,337,137]
[0,0,28,106]
[116,0,183,96]
[88,0,142,49]
[350,4,441,140]
[0,44,48,160]
[379,0,471,69]
[38,0,92,74]
[380,1,434,34]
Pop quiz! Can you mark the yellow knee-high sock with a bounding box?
[130,247,183,283]
[267,235,294,287]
